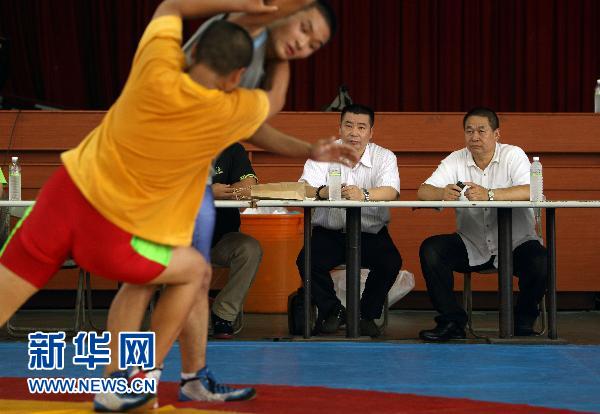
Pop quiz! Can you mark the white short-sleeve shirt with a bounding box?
[300,141,400,234]
[424,142,541,267]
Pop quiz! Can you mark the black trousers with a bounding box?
[419,233,547,327]
[296,226,402,320]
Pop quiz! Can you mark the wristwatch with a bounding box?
[362,188,370,201]
[315,185,327,200]
[487,189,495,201]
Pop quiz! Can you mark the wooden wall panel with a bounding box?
[1,110,599,293]
[0,112,18,148]
[263,112,600,153]
[9,111,103,150]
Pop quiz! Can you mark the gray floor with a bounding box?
[3,309,600,344]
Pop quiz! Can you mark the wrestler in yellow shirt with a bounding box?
[63,15,269,246]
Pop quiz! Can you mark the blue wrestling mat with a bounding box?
[1,341,599,413]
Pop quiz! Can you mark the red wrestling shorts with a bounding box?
[0,166,170,288]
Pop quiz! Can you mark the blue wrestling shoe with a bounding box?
[93,371,156,412]
[178,366,256,402]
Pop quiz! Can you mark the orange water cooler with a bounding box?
[240,213,304,313]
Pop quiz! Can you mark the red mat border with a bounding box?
[0,378,589,414]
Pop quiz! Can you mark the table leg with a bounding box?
[346,207,361,338]
[303,207,312,339]
[497,208,514,338]
[546,208,557,339]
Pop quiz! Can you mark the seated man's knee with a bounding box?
[419,236,443,266]
[237,235,262,261]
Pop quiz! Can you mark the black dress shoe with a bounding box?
[419,321,466,342]
[319,304,346,334]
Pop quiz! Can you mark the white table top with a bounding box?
[251,200,600,208]
[2,200,600,209]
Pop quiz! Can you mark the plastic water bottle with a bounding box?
[530,156,543,237]
[530,156,543,202]
[8,156,21,201]
[595,79,600,113]
[328,164,342,201]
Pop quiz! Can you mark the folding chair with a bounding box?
[462,269,547,339]
[6,260,97,337]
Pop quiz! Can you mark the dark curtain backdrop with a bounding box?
[1,0,599,112]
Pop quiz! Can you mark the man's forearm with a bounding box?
[492,185,529,201]
[263,60,290,117]
[367,186,399,201]
[247,124,312,158]
[230,177,258,198]
[417,184,444,200]
[231,177,258,189]
[230,0,313,35]
[301,183,319,199]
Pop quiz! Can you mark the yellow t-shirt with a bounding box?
[62,15,269,246]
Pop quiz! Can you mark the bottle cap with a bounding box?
[11,156,18,162]
[533,156,539,161]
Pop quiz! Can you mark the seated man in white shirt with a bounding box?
[297,104,402,337]
[417,107,547,342]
